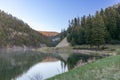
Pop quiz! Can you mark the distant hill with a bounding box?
[39,31,60,47]
[0,10,51,48]
[39,31,59,37]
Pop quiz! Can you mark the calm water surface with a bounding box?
[0,50,68,80]
[0,49,102,80]
[16,61,67,80]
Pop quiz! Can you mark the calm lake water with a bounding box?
[16,61,68,80]
[0,49,102,80]
[0,50,68,80]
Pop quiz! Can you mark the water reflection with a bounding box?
[67,53,105,69]
[16,61,67,80]
[0,49,105,80]
[0,50,67,80]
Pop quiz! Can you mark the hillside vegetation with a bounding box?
[0,10,51,48]
[61,3,120,48]
[48,55,120,80]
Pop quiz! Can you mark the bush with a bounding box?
[109,40,120,44]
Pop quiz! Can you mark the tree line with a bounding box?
[61,3,120,48]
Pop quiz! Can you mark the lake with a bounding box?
[0,50,68,80]
[16,61,68,80]
[0,49,103,80]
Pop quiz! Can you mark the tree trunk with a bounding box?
[98,45,100,49]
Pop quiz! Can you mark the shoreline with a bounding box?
[36,46,118,56]
[0,46,34,52]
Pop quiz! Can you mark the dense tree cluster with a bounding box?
[60,29,67,40]
[0,10,52,48]
[64,4,120,48]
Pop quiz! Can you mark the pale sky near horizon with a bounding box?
[0,0,120,32]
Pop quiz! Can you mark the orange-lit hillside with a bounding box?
[39,31,59,37]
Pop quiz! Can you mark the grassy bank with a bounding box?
[48,55,120,80]
[36,47,72,54]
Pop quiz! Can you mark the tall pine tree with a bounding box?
[91,12,106,48]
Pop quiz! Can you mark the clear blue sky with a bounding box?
[0,0,120,32]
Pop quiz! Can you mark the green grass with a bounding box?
[48,55,120,80]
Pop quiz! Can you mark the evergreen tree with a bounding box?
[85,15,93,46]
[66,3,120,47]
[104,8,118,40]
[60,29,66,40]
[91,12,106,48]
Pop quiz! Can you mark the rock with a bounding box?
[56,37,70,48]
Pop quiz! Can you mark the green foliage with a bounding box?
[0,10,52,47]
[66,18,86,46]
[65,3,120,48]
[60,29,66,40]
[91,12,106,48]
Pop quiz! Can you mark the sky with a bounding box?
[0,0,120,32]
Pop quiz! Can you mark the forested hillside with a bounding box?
[61,3,120,48]
[0,10,51,48]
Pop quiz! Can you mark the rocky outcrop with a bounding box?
[56,37,70,48]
